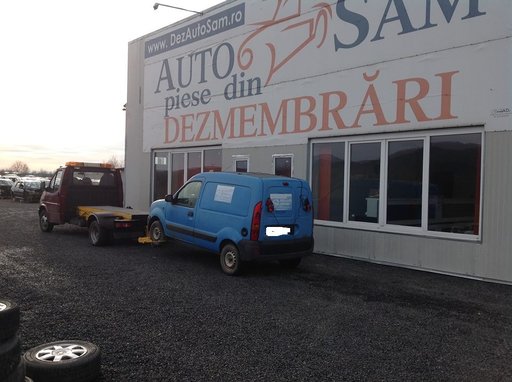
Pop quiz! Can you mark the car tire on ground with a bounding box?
[0,336,22,381]
[0,299,20,341]
[220,243,243,276]
[149,220,165,246]
[4,356,26,382]
[24,340,101,382]
[278,258,302,269]
[39,210,54,233]
[88,220,110,246]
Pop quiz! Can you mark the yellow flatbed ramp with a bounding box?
[76,206,148,220]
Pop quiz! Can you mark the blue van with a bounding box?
[147,172,314,275]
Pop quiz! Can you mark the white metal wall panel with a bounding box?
[125,39,152,210]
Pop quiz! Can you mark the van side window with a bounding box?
[49,170,63,191]
[175,181,202,208]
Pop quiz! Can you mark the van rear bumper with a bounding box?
[238,237,314,261]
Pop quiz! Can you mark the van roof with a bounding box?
[192,171,304,182]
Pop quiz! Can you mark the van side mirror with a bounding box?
[164,194,175,203]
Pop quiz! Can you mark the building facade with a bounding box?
[125,0,512,283]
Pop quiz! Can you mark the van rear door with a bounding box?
[262,179,313,240]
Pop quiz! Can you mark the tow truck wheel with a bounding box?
[149,220,164,246]
[88,220,110,246]
[39,210,54,233]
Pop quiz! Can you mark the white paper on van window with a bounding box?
[270,193,292,210]
[214,185,235,203]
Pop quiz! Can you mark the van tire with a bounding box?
[24,340,101,382]
[220,244,242,276]
[149,220,165,246]
[0,299,20,341]
[39,210,54,233]
[88,220,110,246]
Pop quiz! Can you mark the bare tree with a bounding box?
[105,154,124,168]
[9,161,30,174]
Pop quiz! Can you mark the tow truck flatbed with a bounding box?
[39,161,149,246]
[76,206,148,221]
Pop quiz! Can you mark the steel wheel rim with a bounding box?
[224,250,237,269]
[36,344,88,362]
[90,224,99,242]
[152,225,162,241]
[40,213,49,229]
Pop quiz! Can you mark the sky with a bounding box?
[0,0,223,172]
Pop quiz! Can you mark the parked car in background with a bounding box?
[0,178,13,198]
[3,174,20,183]
[11,179,45,202]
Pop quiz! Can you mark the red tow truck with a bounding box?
[38,162,147,246]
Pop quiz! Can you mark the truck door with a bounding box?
[164,180,202,244]
[45,169,64,223]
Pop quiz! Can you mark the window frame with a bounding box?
[309,127,484,241]
[151,146,221,202]
[272,154,294,177]
[232,155,250,173]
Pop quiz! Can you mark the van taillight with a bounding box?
[251,201,262,241]
[303,197,312,212]
[265,198,274,213]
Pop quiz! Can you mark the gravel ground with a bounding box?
[1,198,512,381]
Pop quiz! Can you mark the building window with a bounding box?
[349,142,381,223]
[312,142,344,222]
[273,154,293,177]
[188,152,202,178]
[233,155,249,173]
[153,147,222,201]
[204,149,222,172]
[387,140,423,227]
[428,133,481,235]
[153,153,168,200]
[171,153,185,194]
[310,129,482,239]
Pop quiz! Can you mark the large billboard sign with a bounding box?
[142,0,511,151]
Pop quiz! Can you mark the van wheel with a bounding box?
[279,258,302,269]
[88,220,110,246]
[149,220,165,246]
[220,244,242,276]
[39,210,54,233]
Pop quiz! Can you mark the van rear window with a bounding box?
[72,171,115,187]
[270,193,293,211]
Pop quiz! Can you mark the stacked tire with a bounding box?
[1,299,101,382]
[23,340,101,382]
[0,298,30,382]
